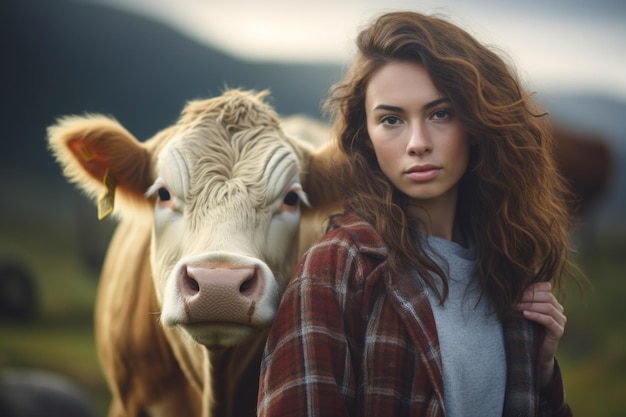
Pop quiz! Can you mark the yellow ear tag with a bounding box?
[97,169,117,220]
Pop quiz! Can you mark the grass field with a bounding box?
[1,218,625,416]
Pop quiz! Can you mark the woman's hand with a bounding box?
[515,282,567,386]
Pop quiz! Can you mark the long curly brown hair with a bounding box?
[324,11,576,318]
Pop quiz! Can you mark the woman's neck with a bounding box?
[407,193,466,246]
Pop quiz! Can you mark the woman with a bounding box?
[258,11,575,416]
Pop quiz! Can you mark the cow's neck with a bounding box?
[203,328,269,417]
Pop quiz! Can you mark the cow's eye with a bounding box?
[158,187,171,201]
[283,191,299,207]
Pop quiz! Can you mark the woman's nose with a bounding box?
[406,123,432,155]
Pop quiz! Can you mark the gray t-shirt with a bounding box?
[423,235,506,417]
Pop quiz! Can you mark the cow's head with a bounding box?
[48,90,322,348]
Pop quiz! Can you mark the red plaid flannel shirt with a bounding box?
[258,213,572,417]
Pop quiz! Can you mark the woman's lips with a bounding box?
[405,165,441,181]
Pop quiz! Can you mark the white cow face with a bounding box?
[148,121,308,348]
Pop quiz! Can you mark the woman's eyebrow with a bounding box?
[372,104,403,112]
[372,97,451,113]
[423,97,451,110]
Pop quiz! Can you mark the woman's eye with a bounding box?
[157,187,171,201]
[381,116,401,125]
[283,191,299,207]
[432,109,451,120]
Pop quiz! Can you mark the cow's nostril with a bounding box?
[184,274,200,294]
[239,276,256,296]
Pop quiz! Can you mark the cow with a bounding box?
[47,89,343,417]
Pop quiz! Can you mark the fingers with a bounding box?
[516,281,567,353]
[518,282,559,308]
[516,282,566,327]
[521,307,567,336]
[516,282,568,385]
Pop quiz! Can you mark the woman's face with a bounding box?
[365,61,469,215]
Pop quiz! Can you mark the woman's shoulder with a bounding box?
[320,212,389,258]
[290,213,391,314]
[295,213,389,285]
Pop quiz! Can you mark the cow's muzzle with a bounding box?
[179,263,264,326]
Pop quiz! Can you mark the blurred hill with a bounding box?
[1,0,625,258]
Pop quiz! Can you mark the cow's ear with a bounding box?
[280,115,346,213]
[47,114,153,219]
[305,142,347,212]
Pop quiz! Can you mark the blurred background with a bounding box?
[1,0,624,415]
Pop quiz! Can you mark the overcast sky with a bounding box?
[82,0,626,100]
